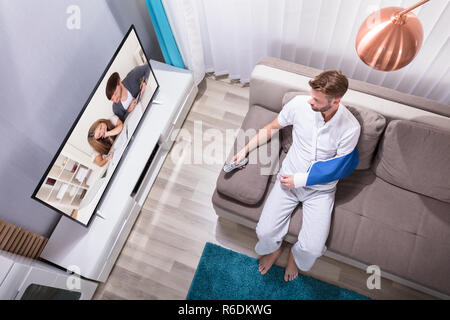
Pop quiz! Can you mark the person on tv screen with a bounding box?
[87,115,123,167]
[106,65,150,122]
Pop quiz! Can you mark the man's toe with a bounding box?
[259,264,266,274]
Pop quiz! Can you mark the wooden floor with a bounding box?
[93,76,436,300]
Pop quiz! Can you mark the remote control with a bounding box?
[223,157,249,173]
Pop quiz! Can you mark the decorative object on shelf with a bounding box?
[75,167,89,183]
[46,178,56,186]
[69,185,77,197]
[61,157,68,168]
[56,184,69,200]
[355,0,430,71]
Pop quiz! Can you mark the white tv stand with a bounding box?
[41,60,198,283]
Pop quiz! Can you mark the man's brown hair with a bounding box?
[309,70,349,100]
[106,72,121,100]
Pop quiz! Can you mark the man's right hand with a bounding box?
[228,116,282,170]
[128,99,138,113]
[231,148,247,169]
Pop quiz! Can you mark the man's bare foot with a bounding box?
[258,247,282,275]
[284,250,299,282]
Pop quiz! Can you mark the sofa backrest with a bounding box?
[372,120,450,203]
[250,57,450,131]
[253,56,450,118]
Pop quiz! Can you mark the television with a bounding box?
[32,25,159,227]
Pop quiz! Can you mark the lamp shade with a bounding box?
[355,7,424,71]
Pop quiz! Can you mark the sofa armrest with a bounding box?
[216,105,281,205]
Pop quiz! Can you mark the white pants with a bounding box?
[255,174,336,272]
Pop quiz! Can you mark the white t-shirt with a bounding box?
[277,95,360,191]
[91,115,119,158]
[121,89,134,110]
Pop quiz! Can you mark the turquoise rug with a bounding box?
[187,242,370,300]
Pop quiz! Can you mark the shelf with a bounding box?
[72,165,91,187]
[49,198,79,211]
[47,182,63,203]
[64,159,78,173]
[68,185,79,198]
[79,180,90,189]
[54,154,68,168]
[47,166,62,179]
[71,194,84,207]
[54,204,73,216]
[38,153,92,214]
[36,185,52,202]
[61,192,75,206]
[60,169,75,183]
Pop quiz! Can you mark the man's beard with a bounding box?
[310,102,333,113]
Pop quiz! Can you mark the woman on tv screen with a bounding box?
[87,116,123,167]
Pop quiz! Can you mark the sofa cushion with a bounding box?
[279,93,386,170]
[372,120,450,203]
[216,105,280,205]
[214,175,304,239]
[345,104,387,170]
[279,92,303,153]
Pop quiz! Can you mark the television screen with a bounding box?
[32,25,159,227]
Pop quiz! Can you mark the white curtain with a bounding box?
[161,0,206,85]
[163,0,449,104]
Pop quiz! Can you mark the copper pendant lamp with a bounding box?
[355,0,430,71]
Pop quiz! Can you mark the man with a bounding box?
[106,64,150,122]
[232,70,361,282]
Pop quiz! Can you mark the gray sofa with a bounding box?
[211,57,450,299]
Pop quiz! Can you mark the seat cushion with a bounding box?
[279,93,387,170]
[212,179,276,223]
[216,105,281,205]
[214,176,304,240]
[329,172,450,295]
[372,120,450,203]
